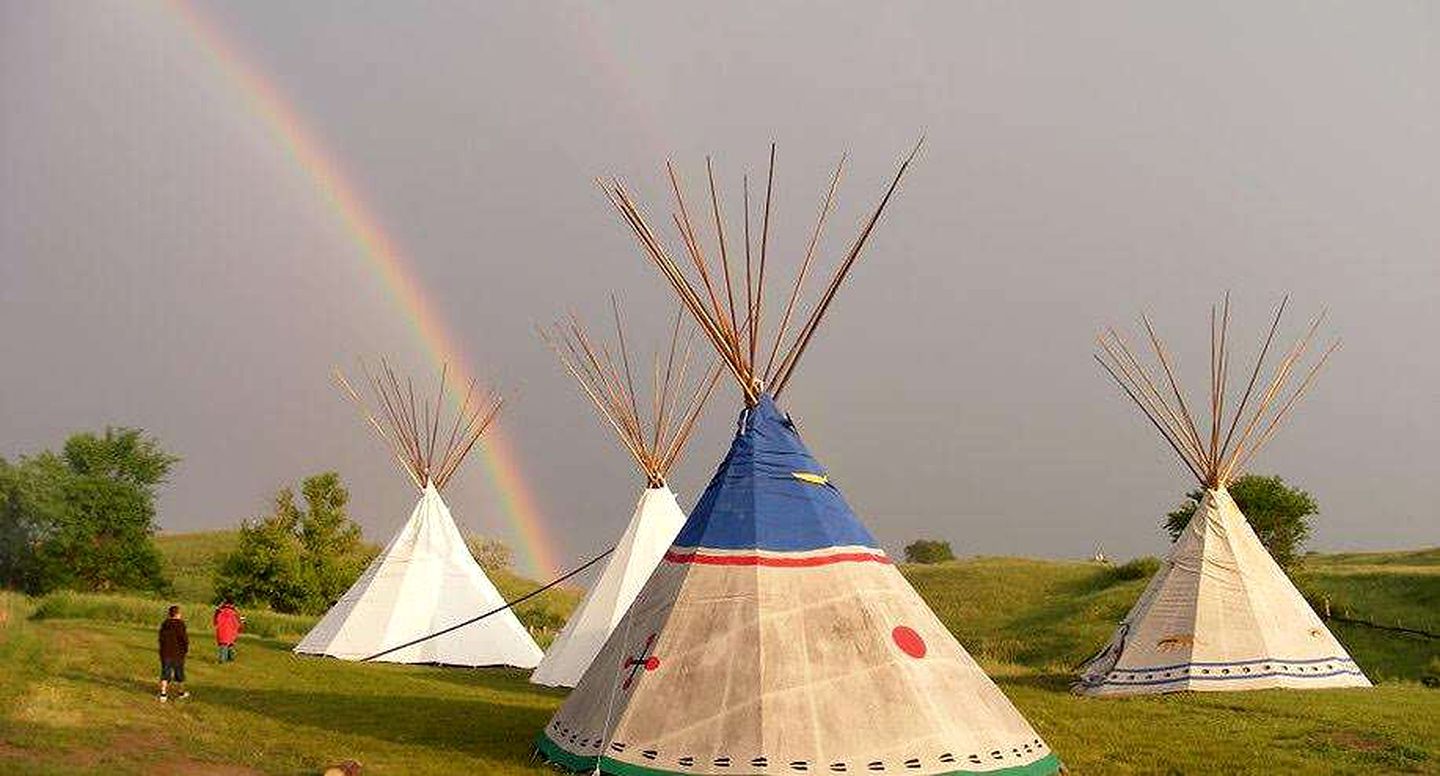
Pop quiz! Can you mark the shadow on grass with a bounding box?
[996,672,1076,693]
[211,685,553,764]
[413,665,569,698]
[64,666,555,769]
[279,651,564,707]
[62,666,156,696]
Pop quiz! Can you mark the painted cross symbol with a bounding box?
[621,633,660,690]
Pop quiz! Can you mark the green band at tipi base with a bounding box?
[536,733,1063,776]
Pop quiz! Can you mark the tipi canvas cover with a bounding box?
[538,147,1061,775]
[532,306,719,687]
[295,362,542,668]
[530,487,686,686]
[295,482,542,667]
[540,398,1059,775]
[1076,488,1365,695]
[1076,297,1369,696]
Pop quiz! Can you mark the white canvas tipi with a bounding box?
[1077,297,1369,696]
[537,147,1061,776]
[530,305,720,687]
[295,363,543,668]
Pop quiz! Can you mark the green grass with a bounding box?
[1,543,1436,774]
[1304,547,1440,571]
[1288,550,1440,683]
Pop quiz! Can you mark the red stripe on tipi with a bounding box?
[663,550,891,567]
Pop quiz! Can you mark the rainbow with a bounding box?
[166,0,560,578]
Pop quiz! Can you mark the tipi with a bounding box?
[1076,297,1369,696]
[536,147,1062,776]
[295,362,543,668]
[530,303,722,687]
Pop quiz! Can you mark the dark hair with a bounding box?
[168,605,181,617]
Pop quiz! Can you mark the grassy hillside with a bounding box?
[904,552,1439,683]
[2,544,1435,774]
[1294,549,1440,682]
[152,532,1440,678]
[156,530,241,602]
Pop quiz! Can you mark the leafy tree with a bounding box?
[904,539,956,564]
[1165,474,1318,570]
[214,473,372,614]
[62,429,177,489]
[465,533,513,572]
[0,428,175,594]
[214,489,309,613]
[296,472,367,606]
[0,457,52,591]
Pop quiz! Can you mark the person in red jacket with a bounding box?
[212,600,242,663]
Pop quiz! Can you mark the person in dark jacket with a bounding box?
[158,605,190,701]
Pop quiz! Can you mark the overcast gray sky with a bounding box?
[2,1,1436,576]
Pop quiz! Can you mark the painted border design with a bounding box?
[1083,655,1366,689]
[1105,654,1358,674]
[536,732,1063,776]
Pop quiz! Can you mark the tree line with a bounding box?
[4,426,1322,607]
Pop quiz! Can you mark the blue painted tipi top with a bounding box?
[672,394,880,554]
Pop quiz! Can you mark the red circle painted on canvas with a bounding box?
[892,626,926,658]
[643,656,660,671]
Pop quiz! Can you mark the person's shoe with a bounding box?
[177,692,190,699]
[158,694,168,702]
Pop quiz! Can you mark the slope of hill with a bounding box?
[154,531,1437,680]
[156,530,241,602]
[3,540,1433,774]
[905,552,1438,682]
[1294,549,1440,682]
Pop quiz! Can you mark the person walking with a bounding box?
[158,605,190,701]
[213,600,242,663]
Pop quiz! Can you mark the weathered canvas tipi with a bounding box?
[537,147,1062,776]
[1076,297,1369,696]
[530,304,721,687]
[295,363,543,668]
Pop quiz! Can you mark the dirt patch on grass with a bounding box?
[13,682,87,726]
[151,758,264,775]
[1312,728,1431,772]
[106,728,171,756]
[1324,729,1389,752]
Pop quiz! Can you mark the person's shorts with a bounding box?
[160,660,186,682]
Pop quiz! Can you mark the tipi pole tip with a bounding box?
[1101,295,1338,488]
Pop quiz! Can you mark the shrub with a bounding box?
[29,590,314,639]
[1102,556,1161,585]
[465,534,514,572]
[904,539,956,564]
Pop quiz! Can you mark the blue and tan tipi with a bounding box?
[536,147,1061,776]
